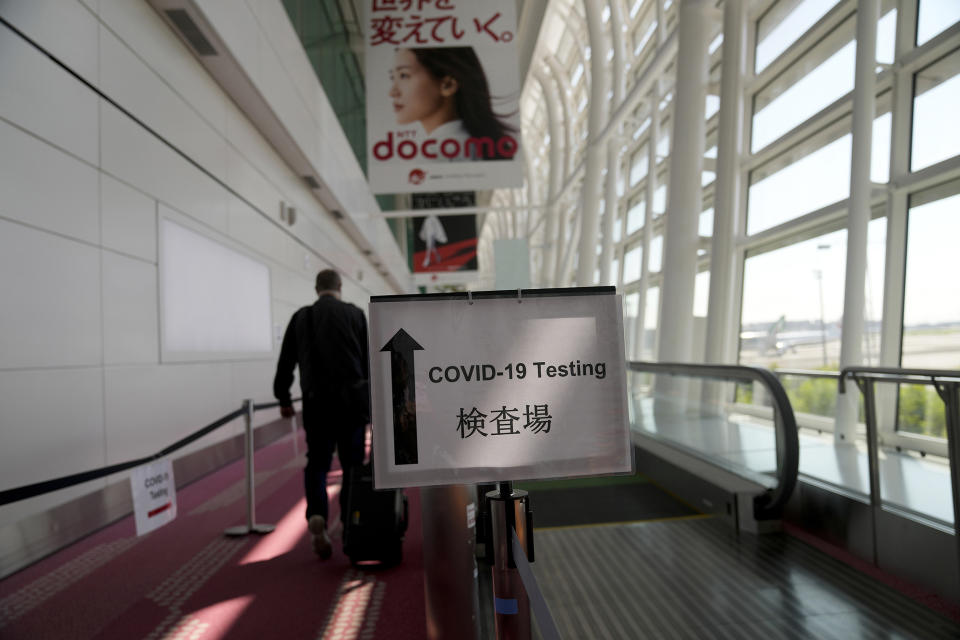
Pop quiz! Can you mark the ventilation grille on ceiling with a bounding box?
[165,9,217,56]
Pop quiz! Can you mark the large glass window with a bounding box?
[917,0,960,46]
[656,131,670,159]
[649,234,663,272]
[747,109,891,235]
[653,184,667,217]
[876,8,897,65]
[748,135,851,234]
[694,271,710,317]
[902,188,960,370]
[740,220,886,370]
[911,49,960,172]
[624,292,641,359]
[740,230,847,370]
[630,146,649,185]
[626,197,645,235]
[633,15,657,57]
[872,109,892,183]
[755,0,842,73]
[752,27,855,152]
[705,95,720,120]
[623,244,643,284]
[699,208,714,237]
[898,187,960,438]
[643,286,660,358]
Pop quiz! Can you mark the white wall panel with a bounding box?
[272,298,301,335]
[270,232,304,276]
[227,196,285,265]
[102,251,159,365]
[253,35,317,167]
[0,0,99,86]
[103,363,238,463]
[100,174,157,262]
[0,219,102,369]
[99,0,229,136]
[272,265,313,309]
[245,0,318,117]
[0,368,105,489]
[0,24,99,164]
[0,120,99,245]
[101,102,228,233]
[224,101,292,191]
[230,359,281,427]
[194,0,260,84]
[225,146,282,222]
[99,27,228,184]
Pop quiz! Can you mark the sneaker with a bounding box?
[308,515,332,559]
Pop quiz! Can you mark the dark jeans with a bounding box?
[301,397,366,525]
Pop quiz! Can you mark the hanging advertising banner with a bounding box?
[368,288,633,488]
[410,192,478,274]
[364,0,524,194]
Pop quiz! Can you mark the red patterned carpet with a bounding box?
[0,429,425,640]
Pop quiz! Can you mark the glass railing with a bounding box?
[627,361,799,520]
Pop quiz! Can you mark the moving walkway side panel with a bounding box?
[785,478,960,604]
[633,441,762,533]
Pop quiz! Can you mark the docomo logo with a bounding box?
[373,131,519,161]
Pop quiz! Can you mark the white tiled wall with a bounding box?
[0,0,402,529]
[0,219,103,369]
[100,174,157,262]
[0,121,100,244]
[0,25,99,164]
[101,251,159,365]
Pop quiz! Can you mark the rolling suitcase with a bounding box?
[341,461,408,567]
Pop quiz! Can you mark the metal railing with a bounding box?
[0,398,300,536]
[628,361,800,520]
[838,366,960,528]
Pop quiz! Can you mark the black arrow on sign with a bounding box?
[381,328,424,465]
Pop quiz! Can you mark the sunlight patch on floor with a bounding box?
[318,570,385,640]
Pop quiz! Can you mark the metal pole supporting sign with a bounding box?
[225,399,275,536]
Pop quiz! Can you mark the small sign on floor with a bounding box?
[130,459,177,536]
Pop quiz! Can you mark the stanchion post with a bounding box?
[488,481,532,640]
[225,399,276,537]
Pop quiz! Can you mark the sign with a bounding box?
[364,0,524,193]
[411,192,478,274]
[130,459,177,536]
[369,288,633,488]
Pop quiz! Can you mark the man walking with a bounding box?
[274,269,370,559]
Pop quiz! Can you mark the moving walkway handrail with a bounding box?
[774,368,841,380]
[0,398,300,507]
[628,360,800,520]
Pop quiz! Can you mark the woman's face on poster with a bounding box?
[389,49,449,126]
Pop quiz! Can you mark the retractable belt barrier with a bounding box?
[0,398,300,508]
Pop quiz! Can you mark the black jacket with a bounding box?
[273,295,369,410]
